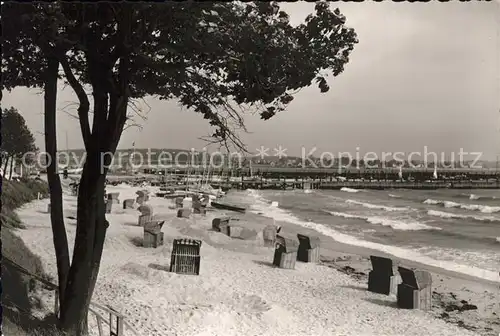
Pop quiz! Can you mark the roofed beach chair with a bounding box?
[212,217,230,236]
[169,238,202,275]
[272,234,299,269]
[137,204,154,226]
[368,256,396,295]
[397,266,432,310]
[105,199,113,214]
[143,220,165,248]
[297,234,320,263]
[107,192,120,204]
[262,224,278,247]
[177,208,192,218]
[123,198,135,209]
[175,197,184,208]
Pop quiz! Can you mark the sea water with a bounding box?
[223,187,500,283]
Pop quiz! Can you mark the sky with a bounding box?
[2,1,500,160]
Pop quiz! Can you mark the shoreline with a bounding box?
[238,189,500,287]
[235,211,500,336]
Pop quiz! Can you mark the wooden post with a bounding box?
[96,315,104,336]
[109,312,124,336]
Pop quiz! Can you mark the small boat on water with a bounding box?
[210,201,246,213]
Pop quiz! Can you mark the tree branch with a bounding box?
[59,55,92,149]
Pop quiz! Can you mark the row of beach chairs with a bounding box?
[211,216,432,311]
[70,189,432,311]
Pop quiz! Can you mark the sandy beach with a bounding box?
[12,183,499,336]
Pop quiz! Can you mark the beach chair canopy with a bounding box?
[136,190,148,197]
[263,225,278,238]
[138,204,154,215]
[275,234,300,253]
[173,238,202,248]
[297,234,320,249]
[398,267,432,289]
[144,220,165,234]
[370,256,394,276]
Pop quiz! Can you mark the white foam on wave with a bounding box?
[246,190,499,284]
[424,199,500,214]
[388,194,401,198]
[326,210,438,231]
[346,199,409,212]
[413,246,500,273]
[466,193,496,200]
[427,210,500,222]
[340,187,360,193]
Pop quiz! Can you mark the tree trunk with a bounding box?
[57,16,131,331]
[9,155,14,180]
[59,148,108,336]
[59,66,111,334]
[44,56,71,317]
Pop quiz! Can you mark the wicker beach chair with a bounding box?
[169,239,202,275]
[397,266,432,310]
[368,256,396,295]
[297,234,320,263]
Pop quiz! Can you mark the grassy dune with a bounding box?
[1,179,60,335]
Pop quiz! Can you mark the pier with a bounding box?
[209,179,500,191]
[106,173,500,190]
[109,165,500,190]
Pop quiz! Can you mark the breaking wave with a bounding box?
[345,199,409,212]
[340,187,360,193]
[325,210,439,231]
[453,193,497,201]
[427,210,500,223]
[423,199,500,214]
[244,189,499,283]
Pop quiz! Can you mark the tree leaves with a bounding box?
[2,1,359,150]
[1,107,38,160]
[316,77,330,93]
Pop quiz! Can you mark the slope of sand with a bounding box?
[13,184,485,336]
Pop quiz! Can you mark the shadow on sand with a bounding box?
[340,284,367,292]
[252,260,276,268]
[363,297,398,308]
[128,236,143,247]
[148,263,170,272]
